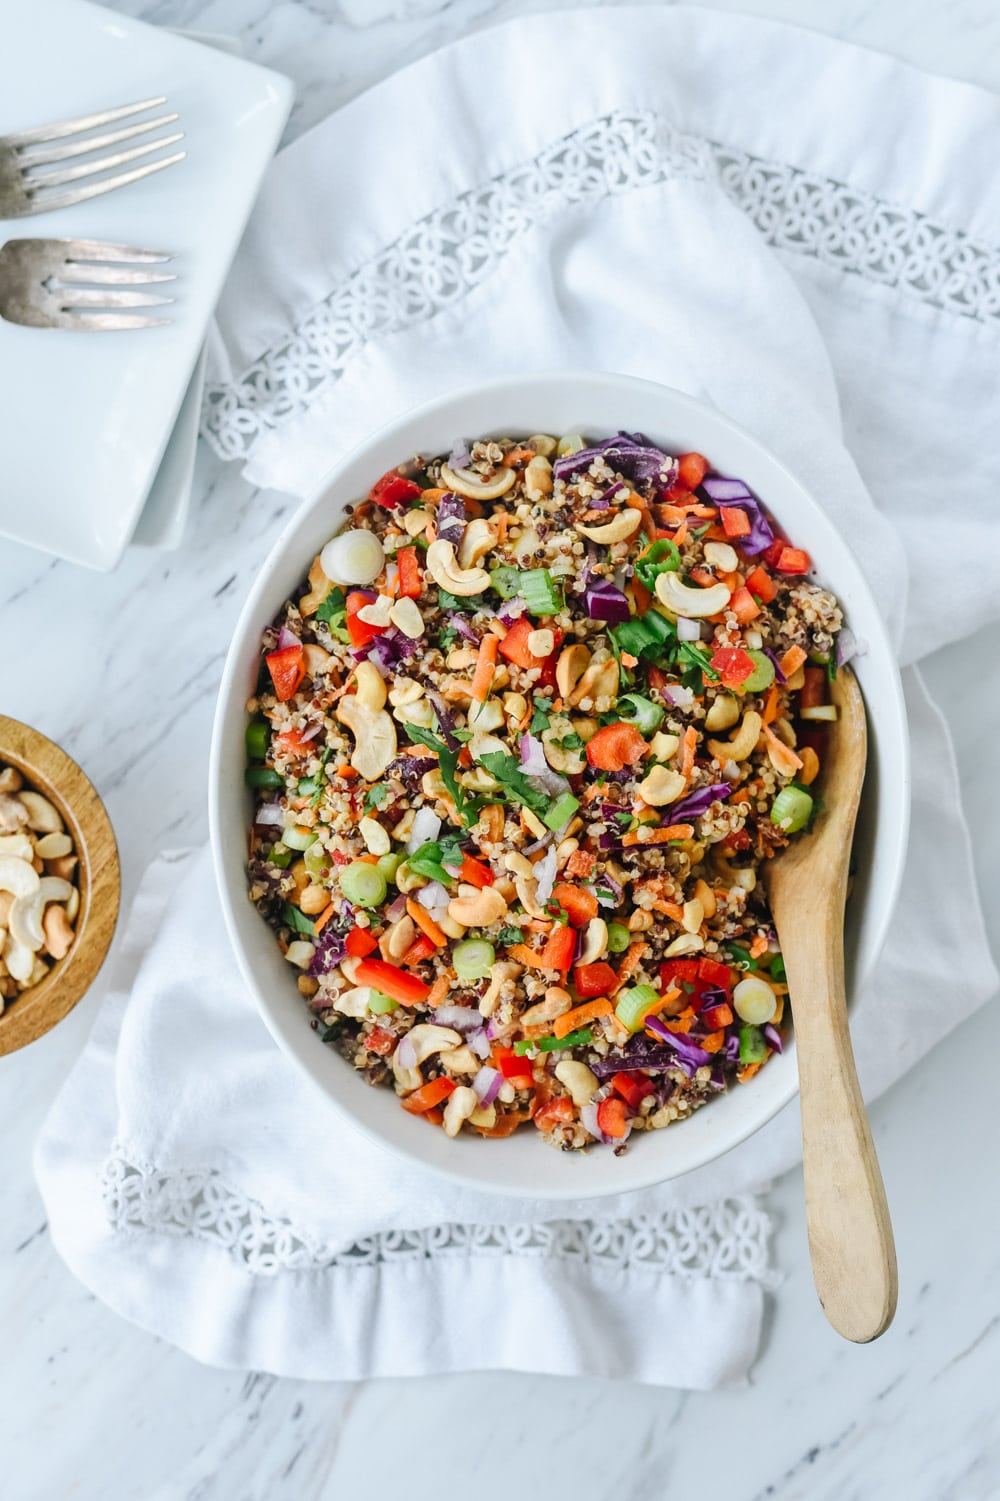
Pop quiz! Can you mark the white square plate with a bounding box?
[0,0,293,570]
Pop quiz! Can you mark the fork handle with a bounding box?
[786,907,898,1342]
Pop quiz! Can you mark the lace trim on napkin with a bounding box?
[101,1148,773,1281]
[202,108,1000,464]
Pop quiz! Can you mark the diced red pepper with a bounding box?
[533,1097,576,1131]
[400,1077,457,1114]
[647,666,669,694]
[346,591,387,649]
[460,853,494,889]
[397,545,422,599]
[729,586,761,626]
[365,1026,396,1056]
[721,828,752,852]
[540,925,577,974]
[720,506,751,539]
[355,958,430,1006]
[265,645,305,702]
[745,565,777,604]
[573,961,618,999]
[498,618,563,684]
[345,928,379,959]
[401,935,437,967]
[596,1096,630,1138]
[610,1072,650,1111]
[697,956,734,993]
[709,646,756,690]
[770,544,811,575]
[676,452,709,490]
[550,884,598,929]
[492,1045,534,1089]
[274,725,314,757]
[800,666,826,710]
[660,958,700,986]
[700,1002,734,1030]
[370,469,422,508]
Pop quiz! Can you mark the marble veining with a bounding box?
[1,2,999,1498]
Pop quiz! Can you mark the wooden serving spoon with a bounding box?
[764,666,897,1342]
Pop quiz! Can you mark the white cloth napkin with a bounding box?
[38,5,1000,1387]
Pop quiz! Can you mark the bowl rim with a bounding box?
[209,370,910,1200]
[0,714,120,1055]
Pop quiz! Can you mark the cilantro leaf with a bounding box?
[404,725,479,827]
[497,925,525,945]
[529,698,553,733]
[315,587,346,625]
[363,782,390,812]
[479,751,550,816]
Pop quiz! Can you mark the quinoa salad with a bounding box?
[244,433,846,1151]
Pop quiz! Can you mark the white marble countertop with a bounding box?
[2,2,1000,1498]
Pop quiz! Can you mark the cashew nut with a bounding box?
[705,694,740,731]
[0,834,33,861]
[514,874,547,919]
[468,1103,497,1129]
[478,960,522,1018]
[578,917,608,966]
[708,710,762,764]
[425,539,490,597]
[575,510,643,544]
[388,677,424,707]
[381,914,415,962]
[693,878,717,919]
[18,792,63,834]
[299,883,330,916]
[524,455,553,501]
[442,1084,479,1137]
[4,935,34,985]
[0,855,40,901]
[0,768,23,793]
[648,731,680,760]
[0,795,28,834]
[439,1045,480,1075]
[447,884,508,928]
[638,765,687,806]
[704,541,738,571]
[359,816,391,856]
[556,643,591,702]
[663,932,704,957]
[527,628,555,658]
[458,517,499,569]
[655,572,731,618]
[681,898,704,934]
[571,651,619,709]
[439,464,516,501]
[403,507,430,536]
[388,596,425,639]
[354,659,387,711]
[521,987,573,1028]
[555,1059,599,1107]
[391,1024,464,1093]
[468,699,504,733]
[336,695,398,781]
[42,904,74,961]
[303,643,332,678]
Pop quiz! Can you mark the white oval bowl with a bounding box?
[210,371,909,1201]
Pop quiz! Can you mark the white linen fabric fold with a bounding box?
[37,5,1000,1386]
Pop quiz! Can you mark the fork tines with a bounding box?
[9,97,185,212]
[56,241,177,328]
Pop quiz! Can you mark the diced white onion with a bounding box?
[407,807,441,854]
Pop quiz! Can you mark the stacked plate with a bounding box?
[0,0,293,569]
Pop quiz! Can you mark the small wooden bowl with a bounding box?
[0,715,120,1056]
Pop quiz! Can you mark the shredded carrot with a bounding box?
[610,941,649,993]
[335,763,358,779]
[672,519,688,548]
[701,1030,726,1054]
[502,447,537,467]
[762,685,779,725]
[633,985,681,1026]
[621,823,694,847]
[764,725,803,775]
[632,501,658,543]
[493,512,509,544]
[650,900,685,921]
[631,577,652,613]
[779,644,808,677]
[738,1061,764,1083]
[313,902,336,934]
[553,998,613,1038]
[523,918,554,934]
[470,632,499,703]
[406,898,448,948]
[509,943,549,970]
[749,933,769,959]
[425,974,451,1008]
[680,725,698,781]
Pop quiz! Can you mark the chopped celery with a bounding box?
[543,791,580,831]
[282,825,318,852]
[367,991,399,1015]
[742,650,775,693]
[339,862,387,908]
[521,568,563,617]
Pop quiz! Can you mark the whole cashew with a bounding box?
[638,765,687,806]
[391,1024,464,1093]
[575,510,643,544]
[555,643,591,702]
[447,884,508,927]
[439,464,516,501]
[708,710,762,764]
[705,693,740,731]
[354,659,387,711]
[426,539,490,597]
[19,791,63,834]
[577,917,609,966]
[520,987,573,1028]
[555,1059,599,1106]
[442,1084,479,1137]
[655,572,731,618]
[478,960,522,1018]
[336,695,398,780]
[458,517,499,569]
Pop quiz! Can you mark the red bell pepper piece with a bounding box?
[460,853,494,888]
[660,958,700,991]
[700,1002,734,1030]
[265,645,305,702]
[345,927,379,959]
[346,591,387,649]
[274,725,315,757]
[697,956,733,993]
[729,586,761,626]
[401,935,437,967]
[573,961,618,999]
[676,452,709,490]
[610,1072,650,1111]
[369,469,422,508]
[397,545,422,599]
[533,1096,576,1131]
[492,1045,534,1089]
[596,1096,630,1138]
[365,1026,396,1056]
[400,1077,457,1114]
[355,958,430,1006]
[498,618,563,686]
[540,925,577,974]
[800,666,826,710]
[745,565,777,604]
[766,543,811,574]
[709,647,755,689]
[720,506,751,539]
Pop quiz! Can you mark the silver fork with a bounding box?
[0,239,176,330]
[0,97,185,218]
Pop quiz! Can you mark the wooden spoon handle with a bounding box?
[787,931,898,1342]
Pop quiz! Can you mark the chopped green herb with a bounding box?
[363,782,391,812]
[479,751,550,816]
[281,902,316,937]
[405,724,479,825]
[529,698,553,733]
[438,588,485,613]
[676,640,719,679]
[497,925,525,946]
[309,747,332,807]
[438,625,459,651]
[635,537,681,592]
[520,568,563,617]
[514,1027,594,1056]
